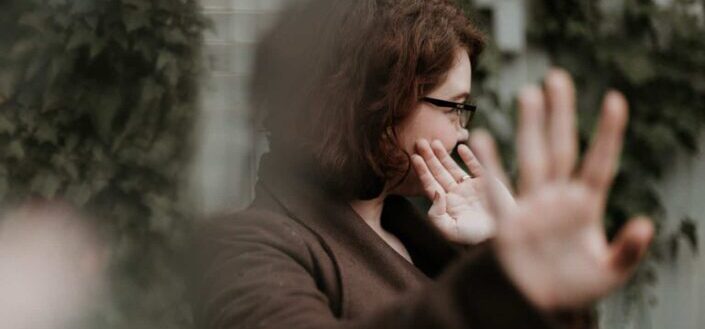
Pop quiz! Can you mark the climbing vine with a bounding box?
[0,0,207,327]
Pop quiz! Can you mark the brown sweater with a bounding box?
[192,156,594,329]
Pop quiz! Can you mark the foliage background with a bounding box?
[1,0,704,327]
[459,0,705,310]
[0,0,207,327]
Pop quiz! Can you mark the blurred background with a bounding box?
[0,0,703,328]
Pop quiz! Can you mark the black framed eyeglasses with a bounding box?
[421,96,478,128]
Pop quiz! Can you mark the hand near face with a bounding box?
[470,69,654,311]
[410,139,515,244]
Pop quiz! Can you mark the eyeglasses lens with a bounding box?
[459,110,473,128]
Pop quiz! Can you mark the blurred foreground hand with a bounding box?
[0,203,106,329]
[470,69,654,311]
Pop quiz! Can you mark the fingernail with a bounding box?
[606,90,626,107]
[604,91,629,122]
[547,68,569,86]
[434,191,440,201]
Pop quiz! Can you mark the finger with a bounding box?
[579,91,628,193]
[517,85,549,194]
[415,139,457,191]
[467,132,510,186]
[430,139,468,182]
[607,217,654,286]
[469,129,510,220]
[545,69,578,180]
[457,144,486,179]
[411,154,445,200]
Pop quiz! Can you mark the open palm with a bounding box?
[411,139,515,244]
[469,69,654,311]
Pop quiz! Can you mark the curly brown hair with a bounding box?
[250,0,485,200]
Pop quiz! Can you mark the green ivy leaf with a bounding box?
[610,46,657,84]
[164,62,179,86]
[69,0,96,15]
[0,69,17,100]
[122,0,152,12]
[51,153,79,180]
[144,192,173,232]
[0,113,16,135]
[123,11,149,32]
[47,56,67,88]
[34,121,59,145]
[679,217,698,253]
[66,27,93,50]
[47,0,67,7]
[156,51,172,70]
[23,55,45,82]
[6,140,25,160]
[64,183,92,206]
[29,171,62,198]
[89,37,108,59]
[10,39,37,58]
[90,88,122,142]
[18,12,47,32]
[0,175,7,200]
[84,16,99,30]
[164,29,188,46]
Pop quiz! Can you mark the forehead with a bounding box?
[429,49,472,98]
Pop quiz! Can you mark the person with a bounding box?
[191,0,654,328]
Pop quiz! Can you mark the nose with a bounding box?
[457,126,469,143]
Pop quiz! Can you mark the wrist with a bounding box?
[493,237,558,312]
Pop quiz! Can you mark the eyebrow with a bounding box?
[450,92,470,102]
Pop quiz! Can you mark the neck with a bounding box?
[349,192,388,232]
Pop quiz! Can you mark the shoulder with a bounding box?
[189,208,343,328]
[193,208,319,268]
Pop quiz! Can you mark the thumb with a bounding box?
[607,217,654,283]
[428,191,447,217]
[427,192,460,242]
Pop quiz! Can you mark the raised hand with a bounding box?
[410,138,515,244]
[470,69,654,311]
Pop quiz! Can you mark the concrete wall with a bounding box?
[600,135,705,329]
[648,138,705,328]
[191,0,294,214]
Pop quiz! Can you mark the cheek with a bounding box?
[398,108,457,153]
